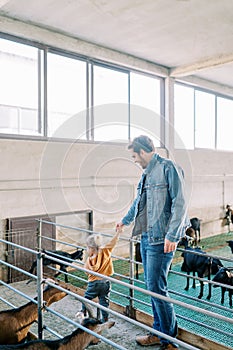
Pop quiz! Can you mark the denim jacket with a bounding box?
[122,153,189,244]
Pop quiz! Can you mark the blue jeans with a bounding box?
[140,233,178,346]
[82,280,110,322]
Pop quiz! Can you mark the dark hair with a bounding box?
[128,135,155,154]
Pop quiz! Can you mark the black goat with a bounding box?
[212,267,233,307]
[190,217,201,243]
[29,248,83,283]
[179,237,223,299]
[226,240,233,254]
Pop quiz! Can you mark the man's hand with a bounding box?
[116,221,124,233]
[164,238,177,253]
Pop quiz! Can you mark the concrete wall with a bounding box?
[180,149,233,237]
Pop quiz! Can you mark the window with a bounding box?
[174,83,233,151]
[93,65,129,141]
[195,90,215,149]
[0,38,40,135]
[217,97,233,151]
[174,84,194,149]
[0,35,163,145]
[130,72,161,146]
[47,52,87,139]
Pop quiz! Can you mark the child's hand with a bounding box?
[116,222,124,233]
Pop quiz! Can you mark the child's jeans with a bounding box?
[82,279,110,322]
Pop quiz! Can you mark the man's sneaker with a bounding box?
[136,334,160,346]
[160,343,179,349]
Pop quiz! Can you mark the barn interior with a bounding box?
[0,1,233,349]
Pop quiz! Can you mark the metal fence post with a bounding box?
[37,220,44,339]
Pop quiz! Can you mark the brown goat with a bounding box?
[0,286,67,345]
[0,319,115,350]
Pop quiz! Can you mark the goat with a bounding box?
[179,236,223,299]
[225,205,233,223]
[226,240,233,254]
[185,227,197,247]
[0,303,115,350]
[29,248,83,283]
[212,266,233,307]
[190,217,201,243]
[0,285,67,345]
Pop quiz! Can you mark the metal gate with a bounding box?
[5,215,56,283]
[4,210,93,283]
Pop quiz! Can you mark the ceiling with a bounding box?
[0,0,233,89]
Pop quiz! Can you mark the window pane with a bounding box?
[195,90,215,149]
[174,84,194,149]
[93,65,128,141]
[217,97,233,151]
[130,72,161,146]
[0,38,40,135]
[47,53,87,139]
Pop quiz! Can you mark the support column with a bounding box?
[164,77,175,159]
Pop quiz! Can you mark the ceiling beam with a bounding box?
[0,15,168,77]
[170,53,233,78]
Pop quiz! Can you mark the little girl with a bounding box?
[81,229,120,323]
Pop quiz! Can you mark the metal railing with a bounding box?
[1,219,233,349]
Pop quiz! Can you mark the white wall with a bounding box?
[175,148,233,237]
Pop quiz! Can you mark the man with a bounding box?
[116,135,189,350]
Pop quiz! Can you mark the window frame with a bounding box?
[174,81,233,151]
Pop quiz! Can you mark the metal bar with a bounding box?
[37,221,44,339]
[177,314,233,339]
[0,279,37,303]
[0,259,39,279]
[40,235,84,249]
[177,246,233,263]
[36,219,130,241]
[129,239,134,309]
[170,290,233,314]
[0,296,17,308]
[0,238,38,254]
[170,270,233,291]
[43,325,63,339]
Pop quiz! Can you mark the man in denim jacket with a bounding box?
[116,135,189,350]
